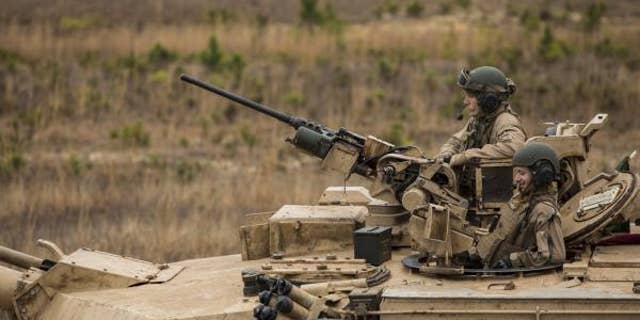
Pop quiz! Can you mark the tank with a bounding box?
[2,77,640,320]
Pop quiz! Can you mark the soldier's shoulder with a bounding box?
[532,200,557,212]
[494,111,523,132]
[531,201,559,223]
[497,109,520,123]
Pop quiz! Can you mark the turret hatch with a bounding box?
[560,172,639,246]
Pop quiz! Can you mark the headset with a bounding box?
[476,92,501,114]
[476,78,516,114]
[531,159,557,189]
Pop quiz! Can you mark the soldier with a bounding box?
[437,66,526,166]
[491,142,566,268]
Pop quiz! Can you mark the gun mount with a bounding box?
[180,74,463,248]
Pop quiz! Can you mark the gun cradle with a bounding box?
[320,135,396,179]
[321,142,361,177]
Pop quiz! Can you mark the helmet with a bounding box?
[457,66,517,114]
[457,66,515,95]
[512,142,560,188]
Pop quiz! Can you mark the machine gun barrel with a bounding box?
[0,245,54,271]
[179,74,395,178]
[180,74,305,128]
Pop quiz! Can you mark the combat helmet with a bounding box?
[512,142,560,188]
[457,66,517,114]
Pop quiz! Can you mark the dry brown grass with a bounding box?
[1,0,640,263]
[1,158,345,261]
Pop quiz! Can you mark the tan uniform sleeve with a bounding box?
[460,114,526,161]
[437,120,471,158]
[509,203,566,268]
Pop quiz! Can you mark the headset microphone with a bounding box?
[455,104,465,121]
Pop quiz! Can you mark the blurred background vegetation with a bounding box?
[1,0,639,262]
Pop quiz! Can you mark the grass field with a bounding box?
[1,0,639,263]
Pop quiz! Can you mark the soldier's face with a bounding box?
[463,92,479,116]
[513,166,532,192]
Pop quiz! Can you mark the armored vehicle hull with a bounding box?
[4,245,640,319]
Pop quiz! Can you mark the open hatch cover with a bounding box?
[560,172,639,246]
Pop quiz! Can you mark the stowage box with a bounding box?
[353,226,392,266]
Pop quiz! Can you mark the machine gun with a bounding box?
[180,74,418,186]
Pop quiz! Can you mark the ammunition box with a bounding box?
[353,226,391,266]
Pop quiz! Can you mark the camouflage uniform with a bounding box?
[437,103,526,166]
[493,186,566,268]
[438,66,525,166]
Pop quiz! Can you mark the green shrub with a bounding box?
[149,70,169,83]
[240,126,258,147]
[69,156,82,176]
[8,153,26,171]
[593,38,629,58]
[225,53,246,81]
[300,0,324,26]
[377,58,397,80]
[456,0,471,10]
[519,9,540,32]
[206,8,235,24]
[147,43,177,66]
[144,154,166,168]
[201,35,223,70]
[406,1,424,18]
[374,0,399,18]
[439,3,452,15]
[69,155,91,176]
[0,48,23,71]
[179,137,189,148]
[321,4,344,34]
[538,26,570,61]
[583,2,606,32]
[386,123,409,146]
[366,88,386,107]
[539,8,552,21]
[283,90,305,106]
[176,160,200,182]
[199,35,245,77]
[299,0,344,33]
[59,15,101,31]
[17,110,41,135]
[0,152,27,175]
[111,122,150,147]
[115,53,147,72]
[255,14,269,30]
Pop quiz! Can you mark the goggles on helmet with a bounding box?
[457,68,471,87]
